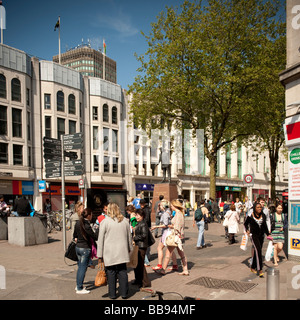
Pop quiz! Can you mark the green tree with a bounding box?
[129,0,284,197]
[247,32,286,200]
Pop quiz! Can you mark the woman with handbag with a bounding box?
[73,208,98,294]
[97,203,133,299]
[271,203,287,266]
[151,200,178,271]
[156,200,189,276]
[244,202,271,277]
[133,209,151,288]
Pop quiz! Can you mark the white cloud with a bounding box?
[93,8,139,38]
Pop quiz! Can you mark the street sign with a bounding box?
[45,161,61,169]
[64,143,83,151]
[78,179,84,189]
[43,137,61,145]
[243,174,254,186]
[63,133,83,141]
[64,170,83,177]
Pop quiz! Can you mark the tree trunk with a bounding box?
[209,157,217,199]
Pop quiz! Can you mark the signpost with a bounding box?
[243,174,254,201]
[43,134,84,251]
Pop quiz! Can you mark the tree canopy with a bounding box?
[129,0,285,197]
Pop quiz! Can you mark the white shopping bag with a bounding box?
[265,241,274,262]
[240,233,249,251]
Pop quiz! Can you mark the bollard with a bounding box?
[266,267,280,300]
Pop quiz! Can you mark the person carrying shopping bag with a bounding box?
[244,202,271,278]
[97,203,133,299]
[155,200,189,276]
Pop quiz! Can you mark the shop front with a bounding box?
[0,180,34,209]
[135,183,155,205]
[216,186,247,202]
[42,183,82,212]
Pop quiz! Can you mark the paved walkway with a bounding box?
[0,218,299,300]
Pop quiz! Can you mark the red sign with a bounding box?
[286,122,300,141]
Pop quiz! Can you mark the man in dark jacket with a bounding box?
[139,199,152,266]
[13,196,31,217]
[211,199,221,223]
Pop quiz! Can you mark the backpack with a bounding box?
[195,208,203,221]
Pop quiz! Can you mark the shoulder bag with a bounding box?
[95,260,107,287]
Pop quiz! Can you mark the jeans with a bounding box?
[75,247,91,290]
[196,220,205,247]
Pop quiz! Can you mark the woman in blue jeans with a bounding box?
[73,208,98,294]
[193,200,208,249]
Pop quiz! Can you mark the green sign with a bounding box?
[290,148,300,165]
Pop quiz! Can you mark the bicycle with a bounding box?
[46,211,62,233]
[141,288,198,300]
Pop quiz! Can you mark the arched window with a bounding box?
[57,91,64,112]
[112,106,117,124]
[0,74,6,99]
[11,78,21,102]
[103,104,109,122]
[68,94,76,114]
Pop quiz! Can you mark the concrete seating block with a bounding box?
[8,217,48,246]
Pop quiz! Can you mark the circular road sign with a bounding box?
[244,174,254,185]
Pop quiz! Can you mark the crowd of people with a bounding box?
[35,191,287,298]
[71,193,190,298]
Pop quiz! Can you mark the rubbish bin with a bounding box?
[267,267,280,300]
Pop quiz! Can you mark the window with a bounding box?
[11,78,21,102]
[45,116,51,138]
[0,74,6,99]
[112,129,118,153]
[93,106,98,120]
[112,106,117,124]
[13,144,23,165]
[113,157,118,173]
[26,88,30,106]
[93,126,99,150]
[57,91,64,112]
[0,143,8,164]
[44,94,51,109]
[68,94,76,114]
[27,112,31,141]
[226,145,231,179]
[103,128,109,151]
[57,118,65,139]
[28,146,32,167]
[104,156,110,173]
[93,155,99,172]
[69,120,76,134]
[103,104,109,122]
[0,105,7,135]
[237,146,242,180]
[12,108,22,137]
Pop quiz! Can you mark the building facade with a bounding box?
[53,45,117,84]
[279,0,300,261]
[0,42,288,214]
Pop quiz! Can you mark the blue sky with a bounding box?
[2,0,285,90]
[2,0,185,89]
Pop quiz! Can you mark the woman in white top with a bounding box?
[224,203,240,244]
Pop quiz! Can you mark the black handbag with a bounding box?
[65,240,78,262]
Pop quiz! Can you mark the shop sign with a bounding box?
[290,148,300,165]
[291,238,300,250]
[38,180,47,193]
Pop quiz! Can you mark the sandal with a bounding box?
[250,268,257,274]
[167,265,178,271]
[152,265,162,271]
[259,271,264,278]
[178,271,189,276]
[154,268,165,275]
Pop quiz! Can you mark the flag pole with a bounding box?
[58,16,61,64]
[103,38,106,81]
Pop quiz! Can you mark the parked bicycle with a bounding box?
[46,211,62,233]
